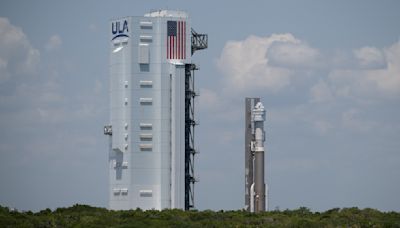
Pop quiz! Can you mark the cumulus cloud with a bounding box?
[0,18,67,125]
[365,41,400,96]
[213,34,400,139]
[267,42,321,68]
[45,35,62,51]
[215,33,400,110]
[216,34,300,93]
[353,46,386,69]
[216,32,400,107]
[327,41,400,100]
[0,17,40,81]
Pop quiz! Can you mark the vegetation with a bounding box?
[1,204,399,227]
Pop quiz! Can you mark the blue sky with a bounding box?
[0,0,399,212]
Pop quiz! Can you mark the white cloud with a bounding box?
[328,41,400,100]
[0,19,76,127]
[216,34,299,93]
[45,35,62,51]
[365,41,400,96]
[214,34,400,139]
[268,42,321,68]
[0,17,40,80]
[353,46,386,69]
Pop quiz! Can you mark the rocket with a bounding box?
[245,98,267,212]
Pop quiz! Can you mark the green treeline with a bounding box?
[1,204,399,227]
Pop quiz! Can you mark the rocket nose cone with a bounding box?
[255,102,264,109]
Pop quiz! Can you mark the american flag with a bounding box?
[167,20,186,59]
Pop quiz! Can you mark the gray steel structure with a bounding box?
[104,10,207,211]
[245,98,267,212]
[184,64,197,210]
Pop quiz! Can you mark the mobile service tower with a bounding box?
[104,10,207,210]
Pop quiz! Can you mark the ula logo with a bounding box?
[111,20,129,40]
